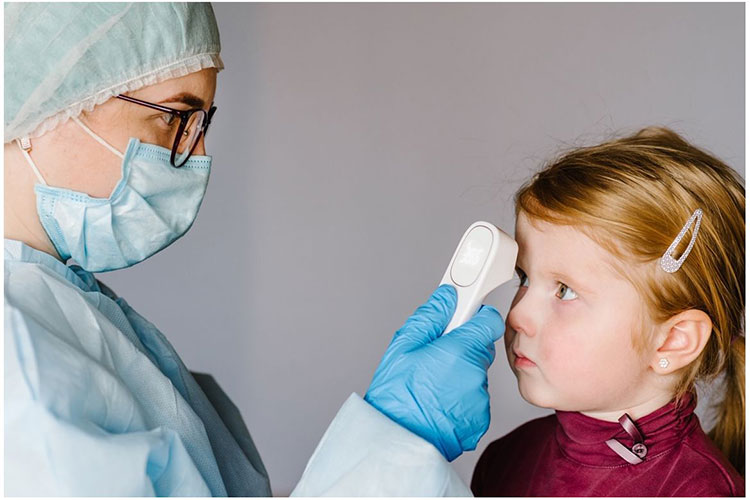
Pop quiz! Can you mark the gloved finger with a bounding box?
[445,305,505,358]
[467,305,505,342]
[394,284,457,347]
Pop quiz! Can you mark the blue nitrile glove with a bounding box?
[364,284,505,462]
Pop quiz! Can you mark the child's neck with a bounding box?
[579,392,674,422]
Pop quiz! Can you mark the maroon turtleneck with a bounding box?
[472,395,744,496]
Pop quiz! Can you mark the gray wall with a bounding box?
[104,3,744,495]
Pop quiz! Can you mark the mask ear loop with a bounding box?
[15,137,47,186]
[71,116,125,159]
[15,117,126,186]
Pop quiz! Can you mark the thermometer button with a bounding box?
[450,226,493,287]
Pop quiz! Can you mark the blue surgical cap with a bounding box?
[4,2,223,143]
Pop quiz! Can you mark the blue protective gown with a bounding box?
[5,239,469,496]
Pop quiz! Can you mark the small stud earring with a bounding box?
[658,358,669,369]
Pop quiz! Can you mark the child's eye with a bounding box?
[516,267,529,287]
[555,283,578,301]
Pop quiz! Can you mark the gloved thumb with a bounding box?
[393,284,458,348]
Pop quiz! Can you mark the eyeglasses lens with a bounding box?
[174,111,206,166]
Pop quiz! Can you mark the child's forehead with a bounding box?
[515,211,588,246]
[515,212,623,277]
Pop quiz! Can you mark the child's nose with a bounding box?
[507,290,536,337]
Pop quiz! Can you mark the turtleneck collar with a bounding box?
[555,393,699,467]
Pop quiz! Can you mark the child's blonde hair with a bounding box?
[515,127,745,475]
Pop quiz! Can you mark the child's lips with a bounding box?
[513,347,537,368]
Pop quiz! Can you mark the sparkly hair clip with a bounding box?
[660,209,703,273]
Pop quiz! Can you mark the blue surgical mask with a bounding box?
[16,117,212,272]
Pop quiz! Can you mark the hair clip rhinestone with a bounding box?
[660,208,703,273]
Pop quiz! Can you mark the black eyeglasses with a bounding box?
[116,94,217,167]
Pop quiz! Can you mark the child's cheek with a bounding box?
[540,323,594,379]
[541,333,577,372]
[544,302,599,361]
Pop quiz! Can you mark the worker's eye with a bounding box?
[555,282,578,301]
[516,267,529,287]
[159,113,179,127]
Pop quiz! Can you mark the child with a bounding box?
[471,127,744,496]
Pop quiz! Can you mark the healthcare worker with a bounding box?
[4,3,505,496]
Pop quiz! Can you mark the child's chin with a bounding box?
[517,379,556,409]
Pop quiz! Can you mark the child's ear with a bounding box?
[652,309,712,373]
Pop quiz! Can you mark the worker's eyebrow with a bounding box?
[158,92,205,109]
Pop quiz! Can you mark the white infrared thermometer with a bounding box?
[439,221,518,334]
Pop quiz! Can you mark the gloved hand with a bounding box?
[364,284,505,462]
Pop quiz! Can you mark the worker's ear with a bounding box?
[651,309,712,373]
